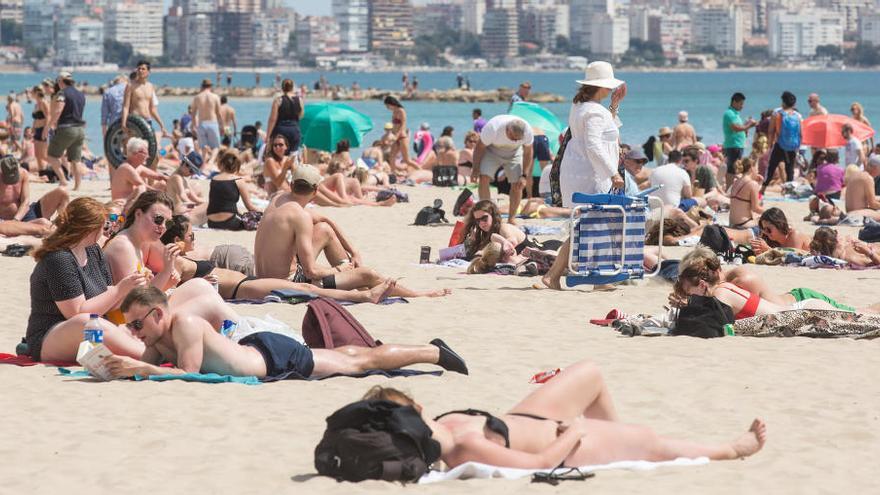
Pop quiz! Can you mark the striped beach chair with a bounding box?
[566,188,664,287]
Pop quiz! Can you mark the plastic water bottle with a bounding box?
[723,323,735,336]
[220,319,237,339]
[83,314,103,344]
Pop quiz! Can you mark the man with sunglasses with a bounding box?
[102,283,468,380]
[111,137,167,211]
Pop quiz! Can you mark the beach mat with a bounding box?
[418,457,709,483]
[57,367,440,384]
[0,353,76,367]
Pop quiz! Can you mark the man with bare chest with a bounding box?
[0,155,68,224]
[122,61,168,140]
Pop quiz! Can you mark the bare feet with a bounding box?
[537,274,563,290]
[730,418,767,459]
[376,195,397,207]
[367,278,396,304]
[420,288,452,298]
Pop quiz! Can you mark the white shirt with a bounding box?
[650,163,691,206]
[538,163,552,195]
[559,101,620,207]
[177,137,194,157]
[843,137,862,168]
[480,115,533,158]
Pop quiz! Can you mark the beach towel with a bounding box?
[0,353,76,367]
[57,368,261,385]
[418,457,709,484]
[734,310,880,339]
[521,225,564,236]
[800,255,847,269]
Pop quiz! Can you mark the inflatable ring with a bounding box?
[103,115,158,169]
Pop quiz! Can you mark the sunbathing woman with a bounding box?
[728,158,764,229]
[159,215,395,303]
[809,226,880,267]
[646,218,753,247]
[675,254,849,320]
[362,360,766,469]
[749,208,811,255]
[25,197,146,362]
[462,200,526,262]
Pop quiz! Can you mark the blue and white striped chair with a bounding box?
[566,187,664,287]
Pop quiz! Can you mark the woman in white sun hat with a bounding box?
[540,61,627,290]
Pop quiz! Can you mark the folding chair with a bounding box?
[566,187,664,287]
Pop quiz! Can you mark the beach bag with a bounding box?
[858,218,880,242]
[642,136,656,162]
[452,188,474,216]
[672,295,734,338]
[549,129,573,207]
[314,399,441,482]
[776,110,802,152]
[414,199,448,226]
[302,298,379,349]
[241,211,262,231]
[431,165,458,187]
[699,224,731,255]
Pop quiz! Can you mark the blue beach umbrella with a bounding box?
[509,101,565,154]
[300,102,373,152]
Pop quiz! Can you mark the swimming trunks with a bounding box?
[197,121,221,149]
[434,410,555,448]
[290,261,336,288]
[21,201,43,222]
[718,284,760,319]
[239,331,314,378]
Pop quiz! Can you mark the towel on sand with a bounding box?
[58,367,441,384]
[418,457,709,483]
[0,353,75,367]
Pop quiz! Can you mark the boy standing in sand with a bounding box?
[122,61,169,141]
[191,79,223,153]
[102,283,468,379]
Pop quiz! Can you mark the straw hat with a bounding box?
[658,127,673,137]
[576,61,624,89]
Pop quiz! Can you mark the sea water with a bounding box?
[1,70,876,158]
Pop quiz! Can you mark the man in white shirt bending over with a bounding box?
[472,115,534,224]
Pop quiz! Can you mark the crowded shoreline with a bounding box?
[2,60,879,493]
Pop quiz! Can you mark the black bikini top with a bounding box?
[435,409,511,448]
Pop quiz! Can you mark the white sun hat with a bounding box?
[575,61,624,89]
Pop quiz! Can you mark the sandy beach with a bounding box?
[2,179,880,493]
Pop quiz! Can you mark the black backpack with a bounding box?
[414,199,448,226]
[699,224,732,255]
[671,295,735,338]
[314,400,441,482]
[431,165,458,187]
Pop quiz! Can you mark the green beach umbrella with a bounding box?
[300,102,373,152]
[509,101,565,154]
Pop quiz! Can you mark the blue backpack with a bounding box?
[777,110,802,151]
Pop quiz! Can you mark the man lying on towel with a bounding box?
[102,280,468,380]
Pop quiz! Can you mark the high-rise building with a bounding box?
[253,10,293,61]
[369,0,414,57]
[817,0,873,34]
[554,0,570,39]
[693,5,744,56]
[217,0,260,13]
[481,6,518,61]
[164,6,184,59]
[56,16,104,66]
[22,0,54,54]
[333,0,369,53]
[570,0,613,52]
[105,0,164,57]
[519,4,558,50]
[462,0,486,36]
[296,16,341,56]
[590,12,629,57]
[412,2,463,38]
[213,11,256,66]
[628,5,656,41]
[768,9,843,58]
[860,13,880,45]
[650,13,691,60]
[1,0,23,23]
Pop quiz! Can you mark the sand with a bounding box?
[2,179,879,494]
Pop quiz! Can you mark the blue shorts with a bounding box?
[21,201,42,222]
[678,198,698,212]
[239,332,315,378]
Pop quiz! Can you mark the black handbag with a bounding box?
[672,295,735,338]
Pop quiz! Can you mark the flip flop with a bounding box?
[589,309,627,327]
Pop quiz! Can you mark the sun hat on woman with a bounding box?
[575,61,624,89]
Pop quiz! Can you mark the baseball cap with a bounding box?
[58,71,73,80]
[625,149,648,163]
[292,164,323,186]
[420,122,430,130]
[383,122,393,130]
[1,155,21,185]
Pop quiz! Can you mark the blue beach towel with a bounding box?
[58,367,261,385]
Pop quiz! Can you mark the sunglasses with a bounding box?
[474,214,491,223]
[109,213,124,223]
[273,142,286,147]
[126,307,159,332]
[152,214,167,226]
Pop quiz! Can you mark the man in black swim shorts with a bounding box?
[103,285,468,380]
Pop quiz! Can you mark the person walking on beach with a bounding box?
[472,115,534,225]
[673,111,696,150]
[807,93,828,117]
[122,61,169,142]
[266,79,304,156]
[45,71,86,190]
[722,92,758,188]
[540,61,625,290]
[220,96,237,146]
[842,124,866,168]
[6,93,23,148]
[508,81,531,111]
[383,95,418,172]
[191,79,223,153]
[101,75,127,138]
[761,91,802,195]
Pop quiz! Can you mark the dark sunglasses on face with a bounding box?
[126,307,159,331]
[152,214,167,226]
[474,214,491,223]
[273,142,286,147]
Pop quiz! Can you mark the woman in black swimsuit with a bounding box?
[363,360,767,469]
[31,84,50,174]
[160,215,395,303]
[266,79,304,154]
[728,157,764,229]
[206,150,261,230]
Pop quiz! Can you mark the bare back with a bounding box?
[728,177,758,226]
[254,193,306,278]
[845,171,876,213]
[110,162,143,200]
[193,91,220,122]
